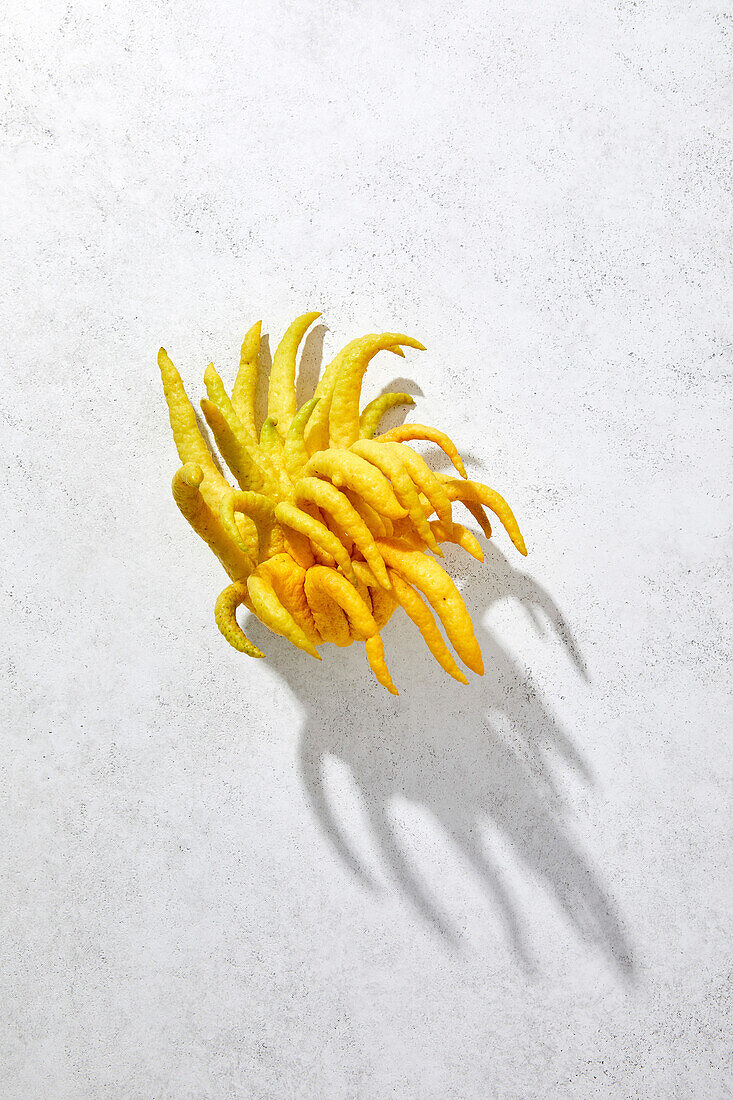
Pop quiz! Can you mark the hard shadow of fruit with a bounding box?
[243,540,635,978]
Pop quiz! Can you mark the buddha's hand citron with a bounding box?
[159,313,526,694]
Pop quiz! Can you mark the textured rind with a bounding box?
[214,581,264,657]
[268,312,321,433]
[376,423,468,478]
[359,393,415,439]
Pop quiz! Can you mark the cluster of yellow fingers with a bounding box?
[159,312,527,695]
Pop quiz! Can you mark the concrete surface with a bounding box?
[1,0,731,1096]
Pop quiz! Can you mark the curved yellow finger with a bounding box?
[359,393,416,439]
[321,503,354,556]
[465,501,492,538]
[267,311,321,434]
[284,397,319,481]
[219,489,282,560]
[172,464,254,580]
[351,562,397,629]
[429,520,484,562]
[329,333,425,449]
[305,449,407,521]
[274,502,356,583]
[257,416,289,496]
[365,634,398,695]
[304,568,351,647]
[234,511,259,553]
[204,362,268,483]
[199,398,267,494]
[257,554,321,645]
[376,423,467,478]
[388,569,469,684]
[305,566,378,641]
[247,572,320,658]
[294,478,391,589]
[158,348,232,511]
[436,476,492,538]
[305,334,409,454]
[214,581,264,657]
[203,361,233,410]
[298,502,337,567]
[350,439,441,554]
[387,443,454,535]
[341,490,393,538]
[231,320,262,441]
[377,540,483,675]
[304,336,370,455]
[440,477,526,555]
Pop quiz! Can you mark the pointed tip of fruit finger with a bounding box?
[460,651,484,677]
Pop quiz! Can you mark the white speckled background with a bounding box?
[2,1,731,1096]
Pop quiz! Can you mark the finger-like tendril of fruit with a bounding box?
[172,464,254,579]
[214,581,264,657]
[440,477,526,556]
[376,423,468,479]
[365,634,398,695]
[359,393,415,440]
[247,572,320,658]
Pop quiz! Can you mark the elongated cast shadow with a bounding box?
[219,325,632,974]
[243,542,635,978]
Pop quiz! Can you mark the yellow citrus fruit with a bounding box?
[159,313,527,694]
